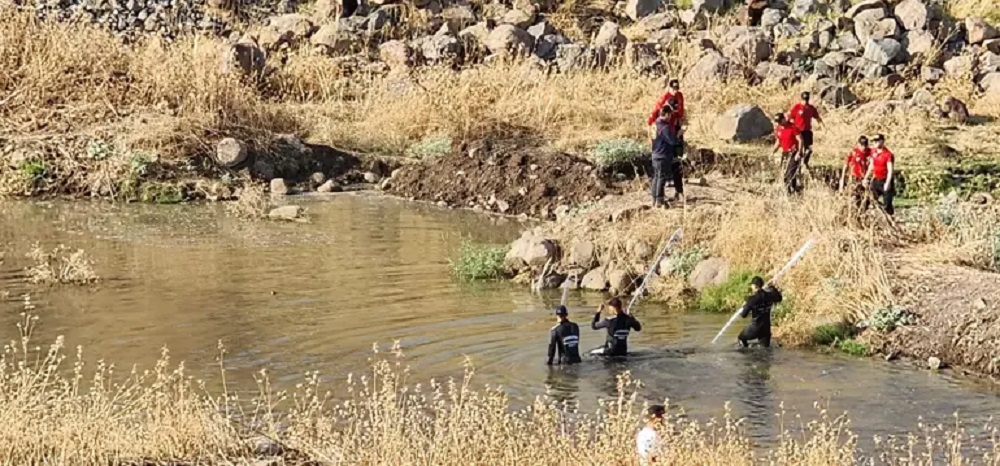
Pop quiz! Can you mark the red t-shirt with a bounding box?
[788,102,819,132]
[647,91,686,125]
[845,147,870,179]
[775,124,800,152]
[871,147,894,180]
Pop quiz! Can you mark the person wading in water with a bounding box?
[591,297,642,357]
[738,276,783,348]
[547,305,582,366]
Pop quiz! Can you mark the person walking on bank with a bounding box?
[840,135,872,208]
[636,404,667,465]
[592,297,642,357]
[547,305,582,366]
[738,276,783,348]
[771,113,803,194]
[864,134,896,216]
[650,103,682,208]
[787,92,823,167]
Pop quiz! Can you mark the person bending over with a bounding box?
[738,276,783,348]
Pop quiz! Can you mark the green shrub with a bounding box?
[861,306,915,332]
[19,160,47,181]
[771,297,795,325]
[696,270,755,313]
[812,321,856,346]
[449,241,508,282]
[406,136,452,159]
[589,139,646,168]
[662,246,706,278]
[140,183,184,205]
[838,339,869,357]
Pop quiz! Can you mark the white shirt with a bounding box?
[636,426,659,463]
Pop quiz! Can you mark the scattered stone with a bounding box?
[836,31,862,52]
[692,0,725,14]
[607,269,636,295]
[594,21,627,50]
[317,180,338,192]
[687,50,729,82]
[270,178,290,195]
[939,96,969,124]
[502,6,537,29]
[845,0,887,20]
[214,138,248,169]
[248,436,285,456]
[505,233,557,271]
[580,268,608,290]
[818,82,858,107]
[853,7,887,44]
[944,55,975,77]
[761,8,785,28]
[268,205,304,221]
[311,22,359,55]
[421,33,462,62]
[222,42,266,78]
[637,12,677,33]
[379,40,412,69]
[966,17,1000,45]
[628,239,653,261]
[526,21,555,39]
[905,30,935,58]
[441,4,477,32]
[863,38,906,66]
[756,61,795,82]
[713,104,773,142]
[569,241,597,268]
[927,356,943,371]
[894,0,939,32]
[688,257,730,291]
[722,27,772,66]
[485,24,534,56]
[625,0,661,21]
[921,66,945,83]
[980,51,1000,73]
[980,72,1000,93]
[364,172,382,183]
[972,297,989,309]
[496,199,511,213]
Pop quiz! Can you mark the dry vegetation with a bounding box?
[1,298,1000,465]
[24,243,100,285]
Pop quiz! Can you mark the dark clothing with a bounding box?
[738,287,782,348]
[340,0,359,17]
[800,130,814,166]
[748,6,765,26]
[783,152,803,194]
[671,160,684,196]
[651,159,683,204]
[651,120,680,161]
[547,320,582,365]
[871,178,895,216]
[592,313,642,357]
[651,119,682,204]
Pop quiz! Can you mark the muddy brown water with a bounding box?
[2,194,1000,449]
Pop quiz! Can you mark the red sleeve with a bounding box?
[677,93,685,119]
[647,93,669,126]
[810,105,819,119]
[788,103,799,118]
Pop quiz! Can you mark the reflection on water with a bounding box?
[2,194,1000,448]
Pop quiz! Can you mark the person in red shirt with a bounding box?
[840,135,871,207]
[864,134,896,216]
[771,113,803,194]
[647,78,685,125]
[787,92,823,167]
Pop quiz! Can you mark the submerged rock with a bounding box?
[268,205,304,221]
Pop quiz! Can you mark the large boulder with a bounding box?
[580,268,608,291]
[981,72,1000,93]
[714,105,773,142]
[894,0,939,32]
[485,24,534,56]
[966,18,1000,45]
[688,258,730,291]
[594,21,627,50]
[504,233,557,271]
[722,27,773,66]
[944,54,975,77]
[311,22,360,55]
[607,268,636,295]
[863,38,906,66]
[421,33,462,62]
[214,138,248,169]
[379,40,412,69]
[853,7,887,44]
[687,50,730,82]
[568,241,597,268]
[905,30,935,58]
[626,0,661,21]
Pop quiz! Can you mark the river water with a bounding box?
[1,194,999,446]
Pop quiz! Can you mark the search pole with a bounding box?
[625,227,684,314]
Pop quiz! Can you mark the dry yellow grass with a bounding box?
[2,297,1000,465]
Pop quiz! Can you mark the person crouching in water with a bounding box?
[547,305,582,366]
[738,276,783,348]
[592,297,642,356]
[650,102,682,208]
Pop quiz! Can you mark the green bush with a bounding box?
[662,246,706,278]
[589,139,646,168]
[838,339,869,357]
[140,183,184,205]
[19,160,47,181]
[812,321,856,346]
[449,241,508,282]
[696,270,755,313]
[406,136,452,160]
[771,297,795,325]
[862,306,915,332]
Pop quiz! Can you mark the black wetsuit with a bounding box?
[592,313,642,356]
[547,320,582,365]
[738,287,783,348]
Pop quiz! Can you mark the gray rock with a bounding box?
[836,31,862,52]
[984,39,1000,55]
[379,40,412,69]
[248,435,285,456]
[761,8,785,28]
[688,257,730,291]
[593,21,627,50]
[363,171,382,183]
[421,33,462,62]
[580,268,608,290]
[441,5,477,32]
[722,27,772,66]
[267,13,315,43]
[822,51,851,68]
[459,22,491,45]
[921,66,945,83]
[527,21,554,39]
[222,42,266,78]
[534,34,565,60]
[980,51,1000,73]
[625,0,661,20]
[310,172,326,186]
[927,356,942,370]
[818,82,858,107]
[555,43,589,71]
[966,17,1000,45]
[713,104,773,142]
[505,233,557,271]
[607,269,636,295]
[367,5,404,33]
[980,72,1000,93]
[692,0,725,14]
[485,24,534,56]
[687,50,730,82]
[569,241,597,268]
[679,8,708,28]
[944,54,975,77]
[214,138,248,168]
[755,61,795,82]
[905,30,935,58]
[863,38,906,66]
[873,17,901,40]
[647,29,680,46]
[894,0,939,32]
[970,194,994,206]
[317,180,338,193]
[792,0,828,18]
[628,239,653,261]
[311,22,359,55]
[637,12,677,33]
[502,7,537,29]
[270,178,290,195]
[845,0,887,19]
[853,7,887,44]
[268,205,304,221]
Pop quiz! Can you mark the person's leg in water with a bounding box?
[738,325,756,348]
[758,328,772,348]
[651,158,668,207]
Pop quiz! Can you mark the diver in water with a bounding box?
[738,276,783,348]
[591,297,642,357]
[547,305,582,366]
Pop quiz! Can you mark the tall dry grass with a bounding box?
[1,297,1000,465]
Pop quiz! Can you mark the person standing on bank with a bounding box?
[840,135,872,208]
[636,404,666,465]
[650,102,681,208]
[771,113,803,194]
[864,134,896,216]
[547,305,582,366]
[592,297,642,357]
[738,276,783,348]
[787,92,823,168]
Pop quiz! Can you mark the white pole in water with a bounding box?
[560,273,572,306]
[710,237,817,345]
[625,227,684,314]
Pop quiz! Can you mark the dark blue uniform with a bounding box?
[548,321,582,365]
[738,286,783,348]
[592,313,642,356]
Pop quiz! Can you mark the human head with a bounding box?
[872,134,885,148]
[647,404,666,425]
[858,135,869,147]
[607,297,623,315]
[659,103,674,118]
[801,91,811,103]
[750,276,765,292]
[668,78,680,91]
[555,305,568,321]
[774,113,787,125]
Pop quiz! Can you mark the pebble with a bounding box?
[928,356,943,371]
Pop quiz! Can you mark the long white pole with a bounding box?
[710,237,816,344]
[625,227,684,314]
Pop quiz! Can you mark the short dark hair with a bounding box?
[873,134,886,142]
[648,405,666,419]
[774,113,786,122]
[750,276,765,288]
[660,104,674,116]
[668,78,680,88]
[607,297,623,310]
[859,135,869,145]
[801,91,811,101]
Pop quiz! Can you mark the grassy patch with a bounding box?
[811,321,856,346]
[589,138,646,169]
[140,183,184,205]
[449,241,508,282]
[405,136,453,159]
[838,339,869,357]
[662,246,706,278]
[771,297,795,325]
[862,306,915,332]
[696,269,755,313]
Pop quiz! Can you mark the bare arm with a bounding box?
[839,163,847,192]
